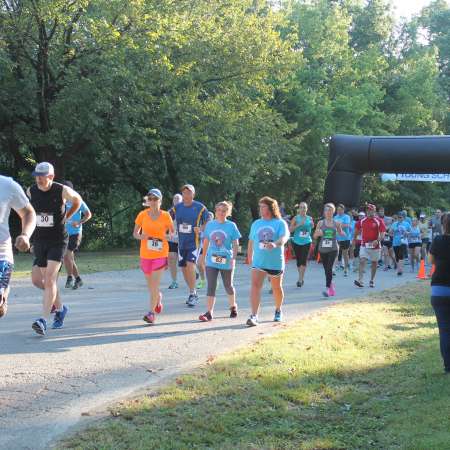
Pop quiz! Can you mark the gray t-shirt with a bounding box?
[0,175,30,263]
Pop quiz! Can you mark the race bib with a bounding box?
[322,239,333,248]
[147,238,163,251]
[299,231,310,238]
[179,223,192,234]
[400,238,408,245]
[365,242,376,249]
[211,254,227,265]
[384,236,390,242]
[37,213,54,228]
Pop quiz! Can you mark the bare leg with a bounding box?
[270,274,284,311]
[250,269,265,315]
[40,261,63,318]
[144,269,164,312]
[168,252,178,282]
[182,262,197,292]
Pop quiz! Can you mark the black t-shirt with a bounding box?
[430,235,450,287]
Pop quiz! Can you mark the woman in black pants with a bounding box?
[314,203,345,298]
[429,212,450,374]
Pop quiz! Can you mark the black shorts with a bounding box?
[292,242,311,267]
[408,243,421,249]
[393,244,407,262]
[67,233,82,252]
[421,238,430,245]
[338,240,351,250]
[33,240,67,268]
[168,241,178,253]
[382,241,392,249]
[253,267,284,277]
[354,244,361,258]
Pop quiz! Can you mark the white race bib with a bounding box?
[400,238,408,245]
[179,223,192,234]
[322,239,333,248]
[384,236,390,242]
[365,242,376,249]
[211,254,227,265]
[37,213,54,228]
[147,238,163,251]
[299,231,310,238]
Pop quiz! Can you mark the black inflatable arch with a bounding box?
[323,134,450,207]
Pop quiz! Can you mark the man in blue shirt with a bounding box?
[334,204,352,276]
[63,182,92,289]
[174,184,210,307]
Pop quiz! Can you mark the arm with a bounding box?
[247,239,254,265]
[313,220,323,239]
[62,186,82,221]
[336,222,346,237]
[289,217,297,233]
[133,224,149,240]
[14,204,36,252]
[198,238,209,265]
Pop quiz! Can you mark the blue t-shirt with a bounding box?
[392,221,412,246]
[408,226,421,244]
[249,218,290,271]
[204,220,241,270]
[174,201,209,250]
[334,213,352,241]
[65,201,90,236]
[292,215,313,245]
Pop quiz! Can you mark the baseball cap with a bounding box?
[32,162,54,177]
[181,184,195,194]
[419,213,426,218]
[366,203,376,211]
[358,211,366,217]
[398,211,406,217]
[147,188,162,199]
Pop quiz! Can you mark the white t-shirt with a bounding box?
[0,176,30,263]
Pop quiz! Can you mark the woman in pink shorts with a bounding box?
[133,188,174,324]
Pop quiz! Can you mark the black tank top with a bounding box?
[30,182,68,242]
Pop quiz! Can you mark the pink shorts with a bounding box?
[140,257,168,275]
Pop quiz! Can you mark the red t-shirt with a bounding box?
[355,217,386,249]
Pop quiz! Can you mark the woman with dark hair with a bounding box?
[429,212,450,374]
[246,196,290,326]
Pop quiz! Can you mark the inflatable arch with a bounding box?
[323,134,450,206]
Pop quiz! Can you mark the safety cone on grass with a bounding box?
[416,259,427,279]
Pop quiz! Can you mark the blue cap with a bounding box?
[398,211,406,217]
[147,188,162,199]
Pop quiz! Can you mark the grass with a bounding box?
[11,250,139,278]
[58,283,450,450]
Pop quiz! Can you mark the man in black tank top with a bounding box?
[27,162,82,335]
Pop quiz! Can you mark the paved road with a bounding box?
[0,259,418,449]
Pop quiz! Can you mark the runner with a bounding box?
[63,181,92,290]
[246,196,289,326]
[174,184,210,307]
[196,212,214,290]
[313,203,345,297]
[408,217,422,272]
[197,201,241,321]
[381,215,396,271]
[419,213,431,264]
[334,204,352,276]
[289,202,314,287]
[353,204,386,288]
[430,209,443,239]
[0,175,36,318]
[133,188,174,324]
[391,211,412,276]
[168,193,182,289]
[28,162,82,335]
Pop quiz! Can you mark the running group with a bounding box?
[0,163,444,334]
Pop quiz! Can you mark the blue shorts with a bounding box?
[0,261,14,295]
[178,248,199,267]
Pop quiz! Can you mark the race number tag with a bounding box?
[400,238,408,245]
[322,239,333,248]
[37,213,54,228]
[179,223,192,234]
[384,236,390,242]
[211,254,227,265]
[299,231,310,238]
[147,238,163,251]
[365,242,376,249]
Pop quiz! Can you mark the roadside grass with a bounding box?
[59,283,450,450]
[11,250,139,278]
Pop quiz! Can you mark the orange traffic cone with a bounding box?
[316,251,321,263]
[284,246,292,261]
[416,259,427,279]
[428,264,435,278]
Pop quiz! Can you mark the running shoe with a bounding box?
[32,318,47,335]
[0,297,8,318]
[332,271,336,277]
[296,280,304,288]
[369,280,375,288]
[246,315,258,327]
[52,305,68,329]
[155,294,163,314]
[65,276,74,289]
[343,270,348,277]
[143,312,155,324]
[187,293,199,307]
[196,279,205,289]
[168,281,179,289]
[73,277,83,290]
[329,284,336,296]
[199,311,213,322]
[274,309,283,322]
[397,272,403,276]
[354,280,364,288]
[229,305,238,318]
[383,266,390,271]
[268,288,273,294]
[322,290,329,298]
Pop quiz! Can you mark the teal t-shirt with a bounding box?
[334,213,352,241]
[204,219,241,270]
[249,218,290,271]
[292,215,313,245]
